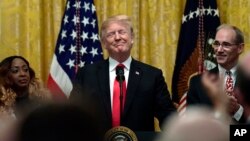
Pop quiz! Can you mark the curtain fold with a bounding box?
[1,0,250,91]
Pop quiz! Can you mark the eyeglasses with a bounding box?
[212,40,239,49]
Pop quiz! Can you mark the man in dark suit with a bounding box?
[187,24,245,122]
[70,15,176,132]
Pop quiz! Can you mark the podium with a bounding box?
[104,126,160,141]
[135,132,159,141]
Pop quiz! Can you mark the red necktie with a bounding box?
[225,71,233,92]
[112,64,126,127]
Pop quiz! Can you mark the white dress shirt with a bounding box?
[218,64,243,121]
[109,56,131,110]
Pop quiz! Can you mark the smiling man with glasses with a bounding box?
[187,24,245,123]
[212,25,244,71]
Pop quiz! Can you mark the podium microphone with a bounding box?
[116,66,125,82]
[116,66,125,123]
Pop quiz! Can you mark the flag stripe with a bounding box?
[47,75,67,98]
[48,55,73,97]
[179,93,187,104]
[177,93,187,114]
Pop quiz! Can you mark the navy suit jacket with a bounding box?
[70,59,176,132]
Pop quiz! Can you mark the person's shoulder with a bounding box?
[190,73,201,79]
[188,73,202,86]
[208,67,219,74]
[189,67,218,86]
[79,59,107,71]
[86,59,107,67]
[132,59,161,72]
[189,67,218,81]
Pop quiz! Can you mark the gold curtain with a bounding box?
[1,0,250,92]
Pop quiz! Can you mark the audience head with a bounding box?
[16,103,102,141]
[156,107,229,141]
[212,24,244,70]
[100,15,134,62]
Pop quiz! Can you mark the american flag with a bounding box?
[47,0,103,99]
[172,0,220,115]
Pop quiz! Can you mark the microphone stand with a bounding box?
[118,76,124,124]
[116,66,125,125]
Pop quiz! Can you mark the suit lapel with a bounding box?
[97,60,112,120]
[123,59,142,116]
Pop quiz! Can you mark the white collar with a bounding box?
[109,56,132,72]
[218,64,237,76]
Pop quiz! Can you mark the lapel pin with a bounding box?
[135,71,140,75]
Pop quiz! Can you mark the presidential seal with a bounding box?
[104,126,138,141]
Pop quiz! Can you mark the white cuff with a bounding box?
[233,105,244,121]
